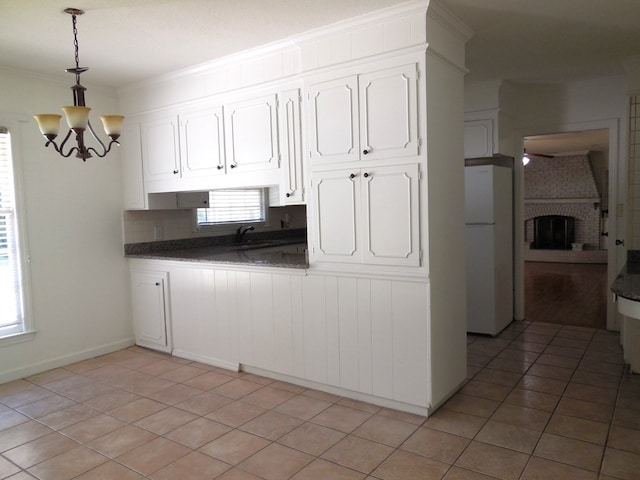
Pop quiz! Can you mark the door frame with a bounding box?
[514,118,622,331]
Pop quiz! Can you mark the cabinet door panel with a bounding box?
[312,170,360,262]
[225,94,278,172]
[180,106,226,177]
[278,89,304,204]
[130,270,170,352]
[359,64,419,160]
[308,76,359,165]
[362,164,420,266]
[464,119,493,158]
[141,115,180,182]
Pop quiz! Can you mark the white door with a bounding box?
[224,94,279,172]
[311,169,361,262]
[308,75,359,165]
[130,270,170,352]
[141,114,180,183]
[362,164,421,266]
[180,106,226,177]
[359,64,419,160]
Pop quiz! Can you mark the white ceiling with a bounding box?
[1,0,638,89]
[1,0,638,153]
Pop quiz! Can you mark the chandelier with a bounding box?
[34,8,124,161]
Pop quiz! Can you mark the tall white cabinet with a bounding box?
[123,1,472,416]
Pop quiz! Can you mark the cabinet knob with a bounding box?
[363,172,370,178]
[363,149,370,155]
[155,282,160,286]
[172,170,179,174]
[349,173,356,179]
[230,164,237,169]
[285,192,292,198]
[217,165,224,170]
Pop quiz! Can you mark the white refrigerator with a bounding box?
[465,164,513,336]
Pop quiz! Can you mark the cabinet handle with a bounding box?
[155,282,160,286]
[349,173,356,179]
[363,172,370,178]
[217,165,224,170]
[286,192,293,198]
[172,170,179,174]
[230,164,237,169]
[363,149,370,155]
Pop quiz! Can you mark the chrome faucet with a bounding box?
[235,225,255,243]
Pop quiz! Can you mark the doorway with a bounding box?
[522,129,610,329]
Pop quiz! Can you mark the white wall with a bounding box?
[0,68,133,383]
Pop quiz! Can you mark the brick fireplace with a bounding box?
[524,153,606,262]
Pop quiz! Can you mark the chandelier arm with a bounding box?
[86,119,109,154]
[86,140,118,158]
[56,129,80,158]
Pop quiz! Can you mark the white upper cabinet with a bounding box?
[278,88,304,204]
[308,63,419,166]
[308,75,360,165]
[463,118,493,158]
[311,163,420,266]
[179,106,226,178]
[359,64,419,161]
[224,93,279,173]
[141,114,181,184]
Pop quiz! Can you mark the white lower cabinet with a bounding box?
[130,268,171,353]
[130,260,429,413]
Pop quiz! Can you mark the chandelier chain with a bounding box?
[71,13,81,84]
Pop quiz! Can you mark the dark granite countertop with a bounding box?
[611,250,640,301]
[124,229,308,269]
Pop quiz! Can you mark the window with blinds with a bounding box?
[196,188,266,227]
[0,126,25,336]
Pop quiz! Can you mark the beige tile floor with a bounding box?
[0,321,639,479]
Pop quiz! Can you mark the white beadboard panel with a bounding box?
[331,33,353,66]
[272,274,295,376]
[391,280,428,406]
[290,276,306,379]
[356,278,373,395]
[301,275,330,384]
[250,273,276,371]
[352,25,385,59]
[370,279,394,399]
[213,270,238,366]
[383,17,413,53]
[324,276,341,387]
[337,277,359,391]
[236,271,254,365]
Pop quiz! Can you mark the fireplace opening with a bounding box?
[533,215,575,250]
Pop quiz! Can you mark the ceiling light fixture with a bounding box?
[33,8,124,161]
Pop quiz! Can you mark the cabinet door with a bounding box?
[308,76,359,165]
[278,89,304,204]
[224,94,279,172]
[464,119,494,158]
[362,164,420,266]
[141,114,180,183]
[359,64,419,160]
[121,122,146,209]
[130,270,171,353]
[180,106,226,177]
[311,169,361,263]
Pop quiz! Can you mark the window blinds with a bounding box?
[196,189,266,225]
[0,127,24,331]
